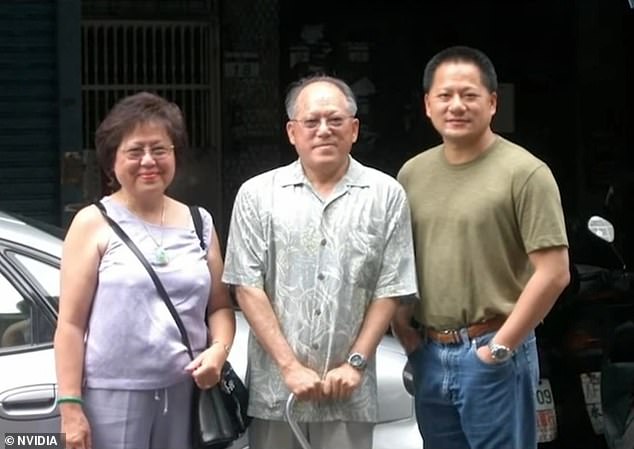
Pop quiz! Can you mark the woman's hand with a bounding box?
[185,343,226,389]
[60,403,91,449]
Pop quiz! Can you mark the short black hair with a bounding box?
[422,46,498,94]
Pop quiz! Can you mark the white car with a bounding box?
[0,210,422,448]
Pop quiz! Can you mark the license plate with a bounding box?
[580,372,604,435]
[536,378,557,443]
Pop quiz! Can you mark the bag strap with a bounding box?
[94,201,194,360]
[189,205,207,251]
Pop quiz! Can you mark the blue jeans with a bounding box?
[408,328,539,449]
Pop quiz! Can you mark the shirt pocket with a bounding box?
[342,230,383,290]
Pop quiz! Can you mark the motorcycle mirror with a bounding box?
[587,216,615,243]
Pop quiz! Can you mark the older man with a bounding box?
[223,75,418,449]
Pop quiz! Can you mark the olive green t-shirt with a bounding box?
[398,136,568,329]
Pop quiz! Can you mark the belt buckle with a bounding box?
[442,328,461,344]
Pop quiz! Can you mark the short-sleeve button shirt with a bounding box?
[223,157,418,422]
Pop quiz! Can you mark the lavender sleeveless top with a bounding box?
[84,196,213,389]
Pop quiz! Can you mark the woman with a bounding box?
[54,92,235,449]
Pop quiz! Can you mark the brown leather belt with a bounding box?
[424,315,506,344]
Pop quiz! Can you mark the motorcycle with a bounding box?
[537,215,634,448]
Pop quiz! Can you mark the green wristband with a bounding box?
[57,395,83,405]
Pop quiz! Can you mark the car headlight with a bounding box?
[402,360,414,396]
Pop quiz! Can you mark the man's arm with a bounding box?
[391,302,422,355]
[323,297,399,400]
[479,246,570,361]
[382,184,422,359]
[222,183,324,396]
[349,297,400,361]
[234,285,323,401]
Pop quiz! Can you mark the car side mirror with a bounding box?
[587,216,615,243]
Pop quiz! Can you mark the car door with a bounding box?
[0,243,59,433]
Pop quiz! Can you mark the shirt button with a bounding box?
[320,239,327,246]
[315,309,321,316]
[317,273,324,280]
[312,343,319,350]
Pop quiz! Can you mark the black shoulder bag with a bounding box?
[95,201,250,449]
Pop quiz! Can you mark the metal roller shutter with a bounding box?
[0,1,59,224]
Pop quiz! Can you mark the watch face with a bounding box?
[489,343,511,362]
[348,352,367,370]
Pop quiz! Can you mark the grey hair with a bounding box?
[284,75,358,119]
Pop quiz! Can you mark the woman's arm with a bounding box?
[54,205,104,396]
[186,226,236,389]
[54,205,107,449]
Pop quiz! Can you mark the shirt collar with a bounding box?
[278,156,370,189]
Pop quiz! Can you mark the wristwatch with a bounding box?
[488,342,513,363]
[346,352,368,371]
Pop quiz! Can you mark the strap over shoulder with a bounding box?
[189,205,207,251]
[94,199,195,360]
[94,200,106,214]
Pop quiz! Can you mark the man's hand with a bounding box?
[321,363,363,401]
[281,361,324,402]
[475,344,497,364]
[391,303,423,355]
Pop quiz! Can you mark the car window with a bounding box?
[0,255,58,350]
[0,274,35,348]
[13,254,60,311]
[0,274,24,312]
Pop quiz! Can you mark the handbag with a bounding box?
[96,201,250,449]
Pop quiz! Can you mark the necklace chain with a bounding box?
[139,200,169,266]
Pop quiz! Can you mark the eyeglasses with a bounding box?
[290,115,354,130]
[121,144,174,161]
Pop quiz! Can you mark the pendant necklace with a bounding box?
[141,200,169,266]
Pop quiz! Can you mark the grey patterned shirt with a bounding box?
[222,157,418,422]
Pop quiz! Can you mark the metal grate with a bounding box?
[220,0,281,239]
[82,0,217,18]
[81,19,221,152]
